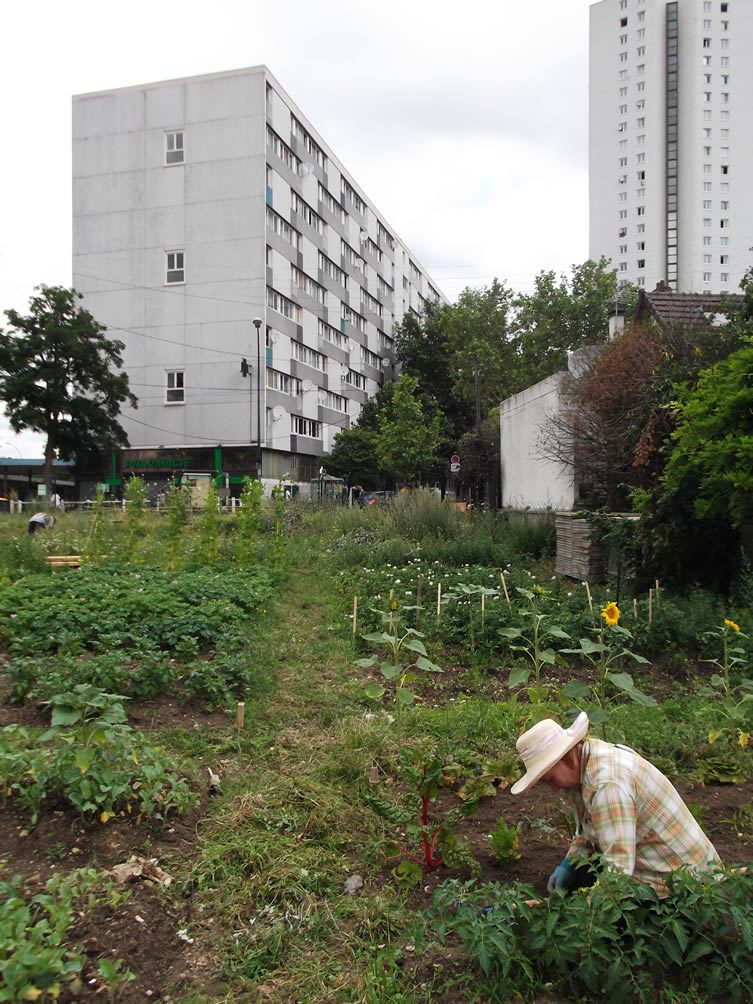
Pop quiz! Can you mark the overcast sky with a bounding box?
[0,0,595,456]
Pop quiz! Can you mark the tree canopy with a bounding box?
[0,285,137,491]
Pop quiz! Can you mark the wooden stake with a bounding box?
[352,595,358,638]
[654,579,661,614]
[437,582,442,621]
[416,575,423,629]
[648,588,653,626]
[633,597,638,619]
[235,702,245,730]
[368,765,379,785]
[500,572,511,609]
[481,592,487,627]
[584,580,594,615]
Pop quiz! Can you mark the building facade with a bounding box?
[589,0,753,294]
[72,67,444,491]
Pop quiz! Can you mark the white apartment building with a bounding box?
[72,67,444,491]
[589,0,753,294]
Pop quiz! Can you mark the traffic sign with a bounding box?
[450,463,460,473]
[450,453,461,465]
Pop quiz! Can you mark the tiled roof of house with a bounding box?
[635,284,742,327]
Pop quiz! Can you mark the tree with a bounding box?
[374,374,442,484]
[511,259,636,395]
[0,286,137,493]
[321,425,383,488]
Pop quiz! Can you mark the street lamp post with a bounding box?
[252,317,263,479]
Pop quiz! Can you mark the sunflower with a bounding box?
[601,601,620,627]
[724,618,741,633]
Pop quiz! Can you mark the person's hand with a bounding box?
[547,858,575,894]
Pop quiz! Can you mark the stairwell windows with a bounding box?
[165,131,184,165]
[165,251,184,284]
[166,370,184,404]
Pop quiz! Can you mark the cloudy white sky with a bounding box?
[0,0,595,456]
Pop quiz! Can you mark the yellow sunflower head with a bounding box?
[601,601,620,627]
[389,598,400,612]
[724,618,741,633]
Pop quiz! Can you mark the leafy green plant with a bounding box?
[123,475,148,560]
[500,585,570,718]
[560,601,655,738]
[235,476,264,564]
[97,957,136,1001]
[196,479,221,564]
[1,685,197,825]
[364,745,479,874]
[356,600,442,740]
[488,818,521,864]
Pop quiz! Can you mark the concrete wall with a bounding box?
[499,372,576,511]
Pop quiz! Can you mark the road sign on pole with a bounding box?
[450,453,461,465]
[450,463,460,473]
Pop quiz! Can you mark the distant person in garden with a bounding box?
[510,710,721,897]
[49,491,63,510]
[27,512,56,534]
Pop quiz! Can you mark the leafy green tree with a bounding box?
[375,374,442,484]
[0,286,137,493]
[511,259,635,394]
[321,426,383,488]
[639,341,753,588]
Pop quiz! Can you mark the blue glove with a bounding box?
[547,858,575,894]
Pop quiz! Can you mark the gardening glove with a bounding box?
[547,858,575,894]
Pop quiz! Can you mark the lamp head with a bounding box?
[252,317,263,330]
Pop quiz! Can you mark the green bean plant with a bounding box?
[500,586,570,721]
[235,476,264,564]
[559,601,655,740]
[356,600,442,741]
[123,475,148,560]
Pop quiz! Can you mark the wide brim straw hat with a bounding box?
[510,711,589,795]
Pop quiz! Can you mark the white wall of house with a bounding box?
[499,372,576,511]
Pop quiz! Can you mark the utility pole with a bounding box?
[252,317,263,479]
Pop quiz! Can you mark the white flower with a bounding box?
[567,592,572,598]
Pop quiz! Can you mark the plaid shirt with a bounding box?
[566,738,720,896]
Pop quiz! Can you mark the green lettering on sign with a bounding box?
[124,457,192,469]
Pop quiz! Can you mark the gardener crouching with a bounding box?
[511,712,720,897]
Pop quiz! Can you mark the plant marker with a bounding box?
[648,588,653,626]
[416,575,423,628]
[499,572,511,609]
[584,581,594,615]
[235,702,245,730]
[368,765,379,785]
[352,595,358,638]
[633,597,638,619]
[481,592,487,627]
[655,579,661,613]
[437,581,442,621]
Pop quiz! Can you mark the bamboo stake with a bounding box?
[481,592,487,627]
[416,575,423,629]
[633,597,638,619]
[648,588,653,626]
[500,572,511,609]
[437,582,442,621]
[654,579,661,614]
[584,580,594,615]
[352,595,358,638]
[235,702,245,730]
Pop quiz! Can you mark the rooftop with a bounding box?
[635,283,743,327]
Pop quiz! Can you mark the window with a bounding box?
[703,37,711,47]
[637,206,645,216]
[619,34,627,45]
[363,236,383,263]
[720,236,729,246]
[341,303,365,332]
[704,272,712,283]
[704,218,712,227]
[637,259,646,269]
[266,206,301,251]
[637,224,645,233]
[619,244,628,255]
[290,116,326,170]
[637,64,645,75]
[637,46,645,56]
[361,345,382,370]
[637,81,645,91]
[318,183,347,225]
[619,191,628,202]
[637,117,645,127]
[361,289,383,319]
[318,318,347,349]
[721,272,729,283]
[318,252,348,289]
[619,262,628,272]
[704,145,711,156]
[637,241,645,251]
[620,51,628,63]
[619,209,628,219]
[637,27,645,38]
[720,218,729,227]
[721,128,729,138]
[720,37,729,48]
[320,389,347,413]
[704,254,712,263]
[619,103,628,115]
[704,236,712,245]
[378,329,394,353]
[378,275,393,301]
[341,177,366,214]
[619,86,628,97]
[704,92,711,102]
[704,110,712,120]
[704,163,712,174]
[166,250,184,284]
[166,370,184,404]
[344,369,366,390]
[619,156,628,167]
[637,152,645,163]
[721,164,729,174]
[721,200,729,210]
[704,200,712,209]
[703,55,712,66]
[291,265,325,304]
[720,254,729,264]
[291,340,325,371]
[721,92,729,102]
[704,18,712,29]
[267,286,302,322]
[266,368,302,396]
[341,239,365,274]
[636,98,645,110]
[704,0,712,9]
[637,277,645,287]
[704,182,712,191]
[721,75,729,85]
[721,56,729,66]
[266,126,301,174]
[292,416,321,439]
[165,130,184,165]
[290,192,326,235]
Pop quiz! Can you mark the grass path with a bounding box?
[174,536,423,1003]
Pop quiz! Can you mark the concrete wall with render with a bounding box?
[499,372,576,511]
